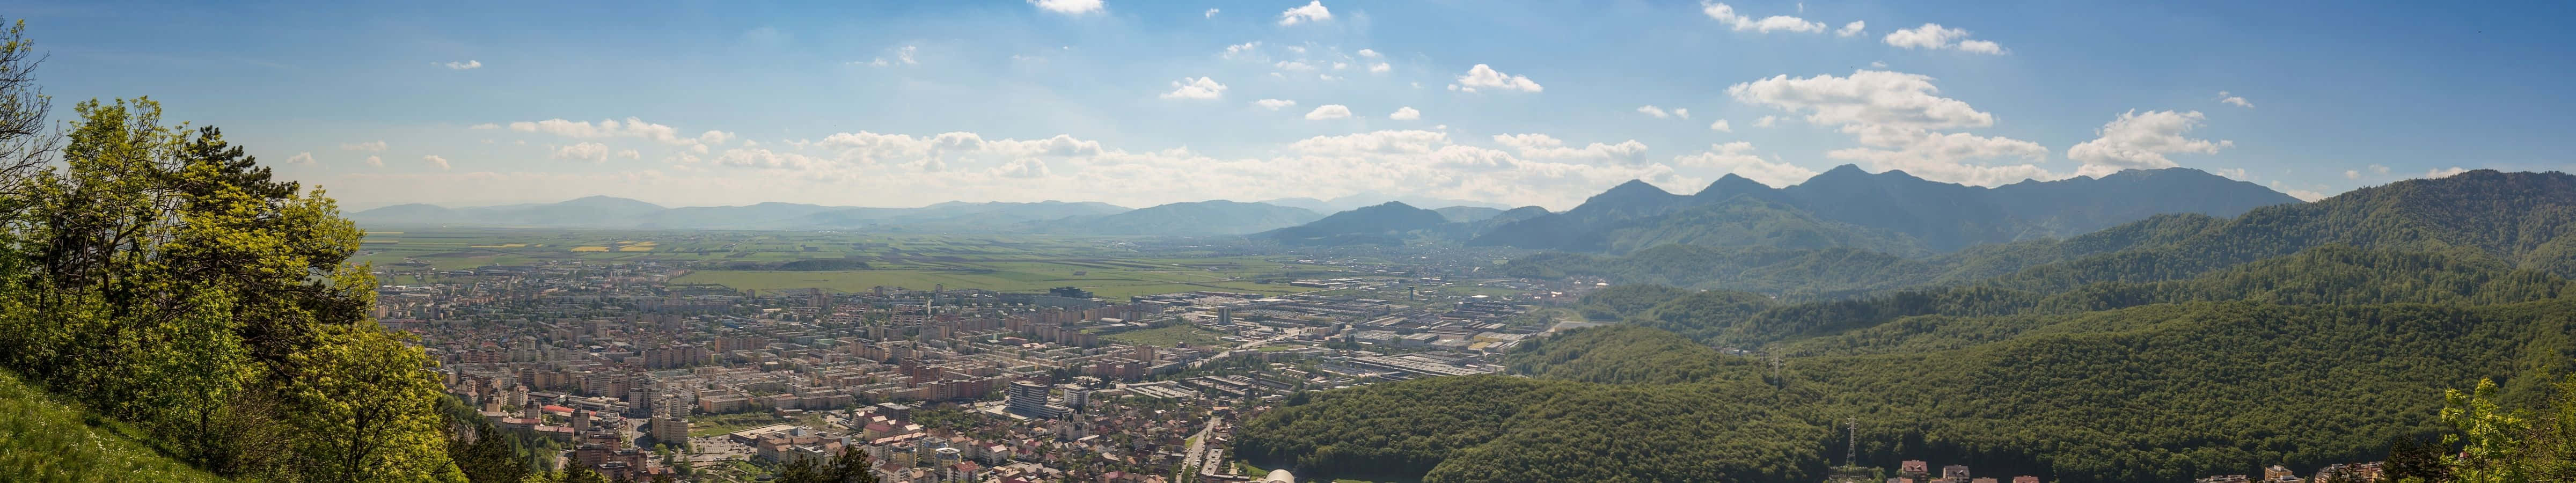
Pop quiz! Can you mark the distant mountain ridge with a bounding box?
[348,196,1348,236]
[1475,165,2301,253]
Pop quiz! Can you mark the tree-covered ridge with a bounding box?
[1246,295,2576,482]
[1502,170,2576,298]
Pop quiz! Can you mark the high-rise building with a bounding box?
[1060,385,1089,411]
[1005,380,1065,418]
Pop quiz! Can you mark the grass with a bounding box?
[1102,325,1233,348]
[354,228,1348,299]
[0,370,230,483]
[688,412,796,438]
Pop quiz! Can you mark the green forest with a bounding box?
[1242,170,2576,481]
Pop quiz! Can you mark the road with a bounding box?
[1183,416,1225,477]
[1192,333,1301,369]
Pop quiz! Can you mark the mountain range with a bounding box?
[350,197,1337,236]
[1239,169,2576,483]
[1472,165,2301,253]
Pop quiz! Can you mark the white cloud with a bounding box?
[1254,98,1298,110]
[1753,115,1779,127]
[1357,49,1381,58]
[341,140,387,151]
[1709,120,1733,132]
[698,130,736,145]
[2065,109,2232,177]
[1455,64,1543,93]
[1204,8,1219,18]
[1319,74,1342,81]
[1275,61,1315,71]
[1030,0,1104,15]
[2219,91,2255,108]
[554,142,616,163]
[2423,166,2470,179]
[1637,105,1672,119]
[1331,62,1350,70]
[1491,133,1652,165]
[1884,24,2006,54]
[1368,62,1391,73]
[1223,41,1262,58]
[1869,60,1887,68]
[508,118,697,146]
[2370,164,2391,175]
[2345,170,2360,180]
[286,152,314,166]
[1675,141,1817,187]
[1729,70,1995,130]
[440,60,482,70]
[1389,106,1422,121]
[1305,104,1353,120]
[1701,2,1826,33]
[423,155,451,170]
[617,149,640,159]
[2268,181,2327,201]
[1278,1,1331,25]
[1733,69,2054,186]
[468,123,499,129]
[1837,20,1866,38]
[364,156,384,168]
[895,45,919,65]
[1674,108,1690,120]
[1160,77,1228,100]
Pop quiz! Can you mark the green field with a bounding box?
[356,229,1339,299]
[1101,325,1234,348]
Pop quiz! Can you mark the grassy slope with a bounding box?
[0,370,230,483]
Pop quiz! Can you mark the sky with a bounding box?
[16,0,2576,211]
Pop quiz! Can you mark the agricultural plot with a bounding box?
[355,228,1337,298]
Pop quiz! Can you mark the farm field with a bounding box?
[356,228,1337,298]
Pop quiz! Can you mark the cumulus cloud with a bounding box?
[365,156,384,167]
[1389,106,1422,121]
[285,152,314,166]
[1357,49,1380,58]
[1884,24,2006,54]
[1204,8,1218,18]
[1675,141,1818,187]
[1223,41,1262,58]
[1701,2,1826,33]
[1455,64,1543,93]
[1254,98,1298,110]
[554,142,616,163]
[2065,110,2232,177]
[1732,69,2054,185]
[698,130,736,145]
[1837,20,1865,38]
[1637,105,1673,119]
[1368,62,1391,73]
[1305,104,1353,120]
[1491,133,1651,165]
[2423,166,2470,179]
[1709,120,1733,132]
[1278,1,1331,25]
[1753,115,1779,127]
[2345,170,2361,180]
[1275,61,1315,71]
[440,60,482,70]
[341,140,387,152]
[2219,91,2255,108]
[423,155,451,170]
[2370,164,2391,176]
[1030,0,1104,15]
[1160,77,1228,100]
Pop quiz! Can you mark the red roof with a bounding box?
[541,405,575,413]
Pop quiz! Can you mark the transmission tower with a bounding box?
[1842,417,1858,467]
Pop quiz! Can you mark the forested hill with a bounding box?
[1501,170,2576,297]
[1241,173,2576,482]
[1242,262,2576,482]
[1473,165,2297,253]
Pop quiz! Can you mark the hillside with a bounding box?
[1503,170,2576,297]
[1240,171,2576,482]
[1475,165,2297,253]
[1,370,231,483]
[1041,200,1321,236]
[1257,202,1454,245]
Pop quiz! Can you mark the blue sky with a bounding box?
[17,0,2575,210]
